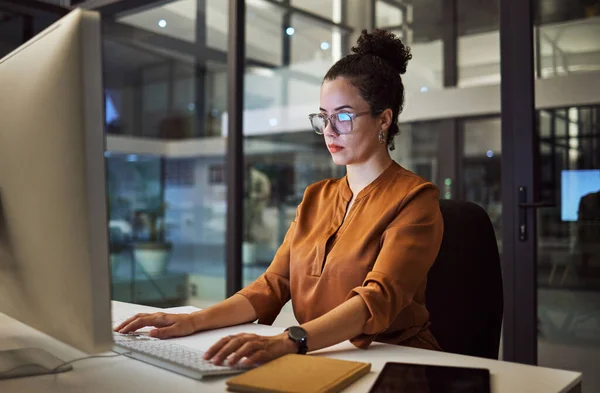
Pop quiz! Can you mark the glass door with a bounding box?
[537,106,600,392]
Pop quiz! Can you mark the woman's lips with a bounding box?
[327,144,344,153]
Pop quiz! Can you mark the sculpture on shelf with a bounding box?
[243,165,271,265]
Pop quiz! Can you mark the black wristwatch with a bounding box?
[284,326,308,355]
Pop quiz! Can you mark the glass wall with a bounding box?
[461,117,502,246]
[107,0,226,139]
[376,0,444,92]
[375,0,404,28]
[453,0,600,86]
[103,0,229,306]
[536,0,600,78]
[457,0,500,87]
[392,121,443,187]
[291,0,337,20]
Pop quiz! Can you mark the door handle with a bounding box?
[519,201,556,208]
[518,186,555,241]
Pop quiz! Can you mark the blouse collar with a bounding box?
[338,160,399,202]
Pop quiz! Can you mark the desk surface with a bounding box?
[0,301,582,393]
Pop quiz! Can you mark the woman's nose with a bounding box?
[323,120,338,137]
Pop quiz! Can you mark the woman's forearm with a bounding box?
[191,294,257,332]
[193,293,369,351]
[202,295,370,366]
[301,295,370,352]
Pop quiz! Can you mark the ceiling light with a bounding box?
[158,19,167,28]
[286,27,295,36]
[320,42,330,50]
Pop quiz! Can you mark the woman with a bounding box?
[116,29,444,368]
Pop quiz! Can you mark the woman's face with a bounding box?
[319,77,390,166]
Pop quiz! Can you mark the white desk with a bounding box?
[1,301,582,393]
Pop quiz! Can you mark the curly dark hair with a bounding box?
[323,29,412,150]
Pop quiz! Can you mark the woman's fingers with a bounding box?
[213,334,256,365]
[150,324,183,339]
[211,336,247,365]
[205,333,294,367]
[118,313,168,334]
[227,340,262,366]
[242,349,272,367]
[203,335,234,361]
[114,313,149,332]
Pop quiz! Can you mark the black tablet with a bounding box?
[368,362,491,393]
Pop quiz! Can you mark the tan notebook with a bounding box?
[226,354,371,393]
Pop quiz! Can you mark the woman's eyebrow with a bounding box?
[319,105,354,112]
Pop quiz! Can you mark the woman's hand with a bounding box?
[204,332,297,367]
[114,312,197,339]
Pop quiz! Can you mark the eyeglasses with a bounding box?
[308,111,374,135]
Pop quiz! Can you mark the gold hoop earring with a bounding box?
[379,130,386,144]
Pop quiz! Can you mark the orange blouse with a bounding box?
[237,161,444,350]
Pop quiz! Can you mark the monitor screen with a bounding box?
[105,91,119,124]
[561,170,600,221]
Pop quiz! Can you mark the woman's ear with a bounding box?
[380,109,393,131]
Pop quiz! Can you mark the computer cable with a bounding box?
[0,351,131,378]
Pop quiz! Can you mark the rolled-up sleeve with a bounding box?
[236,220,296,325]
[346,183,443,347]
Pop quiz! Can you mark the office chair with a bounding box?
[426,199,504,359]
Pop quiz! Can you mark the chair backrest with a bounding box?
[426,199,503,359]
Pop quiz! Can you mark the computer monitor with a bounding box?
[0,8,112,377]
[561,170,600,221]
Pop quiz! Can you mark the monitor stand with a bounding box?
[0,348,73,380]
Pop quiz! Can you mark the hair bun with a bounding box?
[351,29,412,75]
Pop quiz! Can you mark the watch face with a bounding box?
[288,326,307,341]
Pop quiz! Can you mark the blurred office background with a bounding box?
[1,0,599,391]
